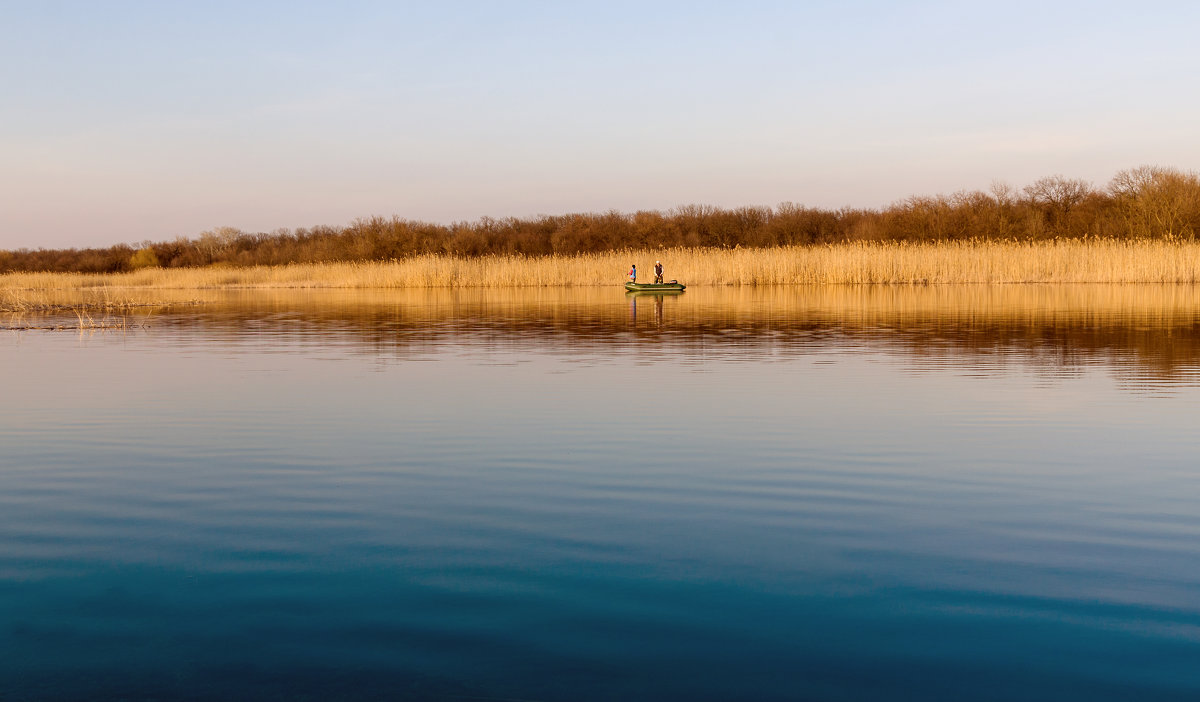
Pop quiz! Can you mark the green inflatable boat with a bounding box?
[625,281,686,292]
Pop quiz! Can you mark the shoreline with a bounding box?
[3,240,1200,291]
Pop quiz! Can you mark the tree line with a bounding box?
[3,166,1199,274]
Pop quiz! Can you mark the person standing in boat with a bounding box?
[628,264,637,283]
[653,260,664,284]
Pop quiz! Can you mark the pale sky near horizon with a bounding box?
[3,0,1199,249]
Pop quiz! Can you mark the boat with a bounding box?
[625,287,685,297]
[625,281,685,292]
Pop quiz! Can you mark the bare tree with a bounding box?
[990,180,1017,207]
[1023,175,1093,213]
[196,227,242,264]
[1109,166,1200,239]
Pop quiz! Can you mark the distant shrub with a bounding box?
[129,247,160,269]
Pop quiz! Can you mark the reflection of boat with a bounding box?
[625,288,684,297]
[625,281,685,292]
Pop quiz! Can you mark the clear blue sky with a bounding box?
[3,0,1198,249]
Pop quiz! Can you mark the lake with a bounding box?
[3,285,1200,701]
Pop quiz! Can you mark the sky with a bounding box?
[3,0,1199,250]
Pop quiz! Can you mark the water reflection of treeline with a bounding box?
[110,286,1200,384]
[3,167,1199,273]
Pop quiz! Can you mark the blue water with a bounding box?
[2,288,1200,700]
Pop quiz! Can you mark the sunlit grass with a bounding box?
[0,289,200,331]
[3,239,1200,291]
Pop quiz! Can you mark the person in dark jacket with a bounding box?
[653,260,664,284]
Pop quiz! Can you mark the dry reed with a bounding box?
[3,240,1200,291]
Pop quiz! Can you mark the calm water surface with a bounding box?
[3,286,1200,701]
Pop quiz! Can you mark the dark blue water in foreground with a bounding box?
[3,287,1200,701]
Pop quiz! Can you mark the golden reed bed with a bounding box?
[4,240,1200,291]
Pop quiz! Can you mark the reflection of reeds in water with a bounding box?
[213,282,1200,327]
[4,239,1200,290]
[6,283,1200,387]
[57,285,1191,386]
